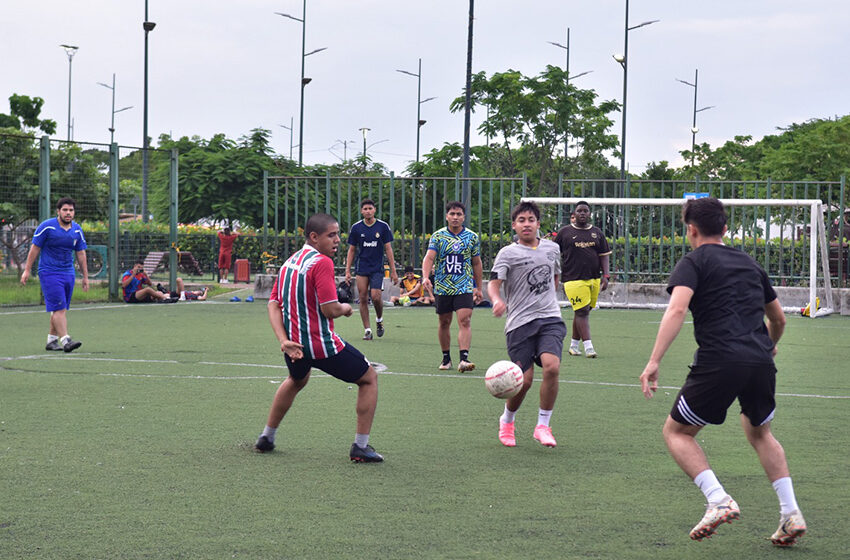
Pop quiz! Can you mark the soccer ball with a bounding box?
[485,360,524,399]
[399,295,411,307]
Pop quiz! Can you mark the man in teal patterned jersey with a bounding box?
[422,201,483,372]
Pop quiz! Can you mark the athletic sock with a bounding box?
[459,349,469,362]
[376,317,382,323]
[500,405,516,424]
[261,425,277,442]
[537,408,553,427]
[694,469,728,506]
[60,335,71,345]
[442,350,451,364]
[583,340,594,352]
[772,476,800,515]
[570,338,580,349]
[354,433,370,449]
[47,334,59,344]
[365,328,372,335]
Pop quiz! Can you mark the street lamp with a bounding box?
[333,139,356,162]
[279,117,294,160]
[614,0,659,183]
[676,69,715,166]
[396,58,437,166]
[548,28,592,159]
[277,2,328,167]
[60,44,79,141]
[98,74,133,145]
[359,127,370,170]
[142,0,156,223]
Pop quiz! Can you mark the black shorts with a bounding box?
[284,343,371,383]
[670,362,777,427]
[505,317,567,372]
[125,292,144,304]
[434,293,474,315]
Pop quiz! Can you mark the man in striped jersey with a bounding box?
[254,213,383,463]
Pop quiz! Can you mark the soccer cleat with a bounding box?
[156,283,168,294]
[533,425,557,447]
[62,338,82,353]
[457,360,476,373]
[349,443,384,463]
[253,435,275,453]
[689,496,740,541]
[45,340,63,351]
[585,348,597,358]
[498,421,516,447]
[438,360,452,370]
[568,347,581,356]
[770,510,806,547]
[376,322,384,337]
[363,330,373,341]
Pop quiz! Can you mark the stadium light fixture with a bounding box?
[60,44,79,142]
[677,69,715,166]
[396,58,436,165]
[98,74,133,145]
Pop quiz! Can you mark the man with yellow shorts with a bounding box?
[554,201,611,358]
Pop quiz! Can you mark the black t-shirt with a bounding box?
[554,224,611,281]
[667,244,777,365]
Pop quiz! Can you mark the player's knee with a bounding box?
[573,306,590,317]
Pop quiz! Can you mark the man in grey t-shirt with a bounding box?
[488,201,567,449]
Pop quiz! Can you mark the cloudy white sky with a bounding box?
[2,1,848,174]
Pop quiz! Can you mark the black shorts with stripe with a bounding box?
[670,362,777,427]
[284,343,371,383]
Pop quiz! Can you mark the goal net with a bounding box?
[523,196,835,318]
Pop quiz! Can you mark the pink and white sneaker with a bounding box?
[498,421,516,447]
[533,425,557,447]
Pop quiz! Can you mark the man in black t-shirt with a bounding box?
[639,198,806,547]
[553,201,611,358]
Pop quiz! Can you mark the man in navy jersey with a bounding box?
[639,198,806,546]
[345,199,398,340]
[20,197,89,352]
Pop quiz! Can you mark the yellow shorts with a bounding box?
[563,278,600,311]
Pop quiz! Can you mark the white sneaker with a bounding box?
[585,347,597,358]
[179,292,187,301]
[689,496,740,540]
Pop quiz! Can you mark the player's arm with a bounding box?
[488,277,506,317]
[345,244,356,283]
[121,273,134,287]
[267,299,303,359]
[75,249,89,291]
[320,301,353,319]
[600,253,611,291]
[639,285,694,399]
[764,298,786,353]
[384,242,399,284]
[472,255,484,304]
[421,249,436,290]
[20,244,41,285]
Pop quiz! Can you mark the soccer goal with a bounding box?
[523,196,835,318]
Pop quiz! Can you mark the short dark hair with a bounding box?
[446,200,465,213]
[511,201,540,222]
[134,259,144,265]
[305,213,338,238]
[56,196,76,210]
[223,227,232,236]
[404,265,414,273]
[574,200,590,212]
[360,198,375,209]
[682,197,727,237]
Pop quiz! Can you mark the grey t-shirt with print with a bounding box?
[490,239,562,334]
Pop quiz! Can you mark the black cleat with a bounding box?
[156,283,168,294]
[376,322,384,338]
[349,443,384,463]
[63,338,82,353]
[254,435,275,453]
[45,340,63,351]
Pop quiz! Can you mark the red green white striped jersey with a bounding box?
[270,245,346,359]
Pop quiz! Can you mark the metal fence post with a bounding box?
[263,170,269,253]
[108,143,119,301]
[39,136,50,222]
[325,170,331,214]
[169,149,178,290]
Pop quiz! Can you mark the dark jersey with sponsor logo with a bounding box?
[347,219,394,275]
[554,224,611,281]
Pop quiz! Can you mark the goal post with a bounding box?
[522,196,835,318]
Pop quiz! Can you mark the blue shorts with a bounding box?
[357,271,385,291]
[284,343,371,383]
[41,273,76,312]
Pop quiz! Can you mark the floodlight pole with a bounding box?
[142,1,156,223]
[461,0,474,225]
[61,44,79,142]
[98,74,133,145]
[676,69,714,166]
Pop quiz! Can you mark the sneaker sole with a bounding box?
[690,511,740,540]
[533,436,557,448]
[349,456,383,463]
[771,528,806,547]
[438,364,452,370]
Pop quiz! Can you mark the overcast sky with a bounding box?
[2,1,848,174]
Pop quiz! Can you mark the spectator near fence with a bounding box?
[217,227,240,283]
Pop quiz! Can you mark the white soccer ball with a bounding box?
[485,360,524,399]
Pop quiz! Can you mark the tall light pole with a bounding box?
[396,58,436,166]
[60,44,79,142]
[277,3,327,167]
[279,118,294,160]
[142,1,156,223]
[676,69,715,166]
[462,0,475,222]
[98,74,133,145]
[613,0,658,183]
[548,28,592,160]
[359,127,370,170]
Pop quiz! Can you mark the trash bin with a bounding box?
[235,259,251,283]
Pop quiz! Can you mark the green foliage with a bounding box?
[0,94,57,134]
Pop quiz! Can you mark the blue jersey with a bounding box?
[428,226,480,295]
[31,218,87,274]
[348,219,393,274]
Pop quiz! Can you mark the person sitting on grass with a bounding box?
[390,265,434,306]
[121,261,176,303]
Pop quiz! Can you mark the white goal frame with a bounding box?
[523,197,835,318]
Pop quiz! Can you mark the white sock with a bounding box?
[365,328,372,334]
[500,405,516,424]
[537,408,553,427]
[772,477,800,515]
[261,426,277,442]
[570,338,580,349]
[354,433,370,449]
[694,469,728,505]
[376,317,382,323]
[60,335,71,345]
[583,340,594,351]
[47,334,59,344]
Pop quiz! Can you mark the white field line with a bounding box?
[1,354,848,400]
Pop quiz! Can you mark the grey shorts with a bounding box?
[505,317,567,372]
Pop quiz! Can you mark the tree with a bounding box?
[0,94,57,135]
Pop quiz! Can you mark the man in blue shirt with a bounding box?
[345,199,398,340]
[20,197,89,352]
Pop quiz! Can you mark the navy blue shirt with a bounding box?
[348,219,393,274]
[32,218,87,274]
